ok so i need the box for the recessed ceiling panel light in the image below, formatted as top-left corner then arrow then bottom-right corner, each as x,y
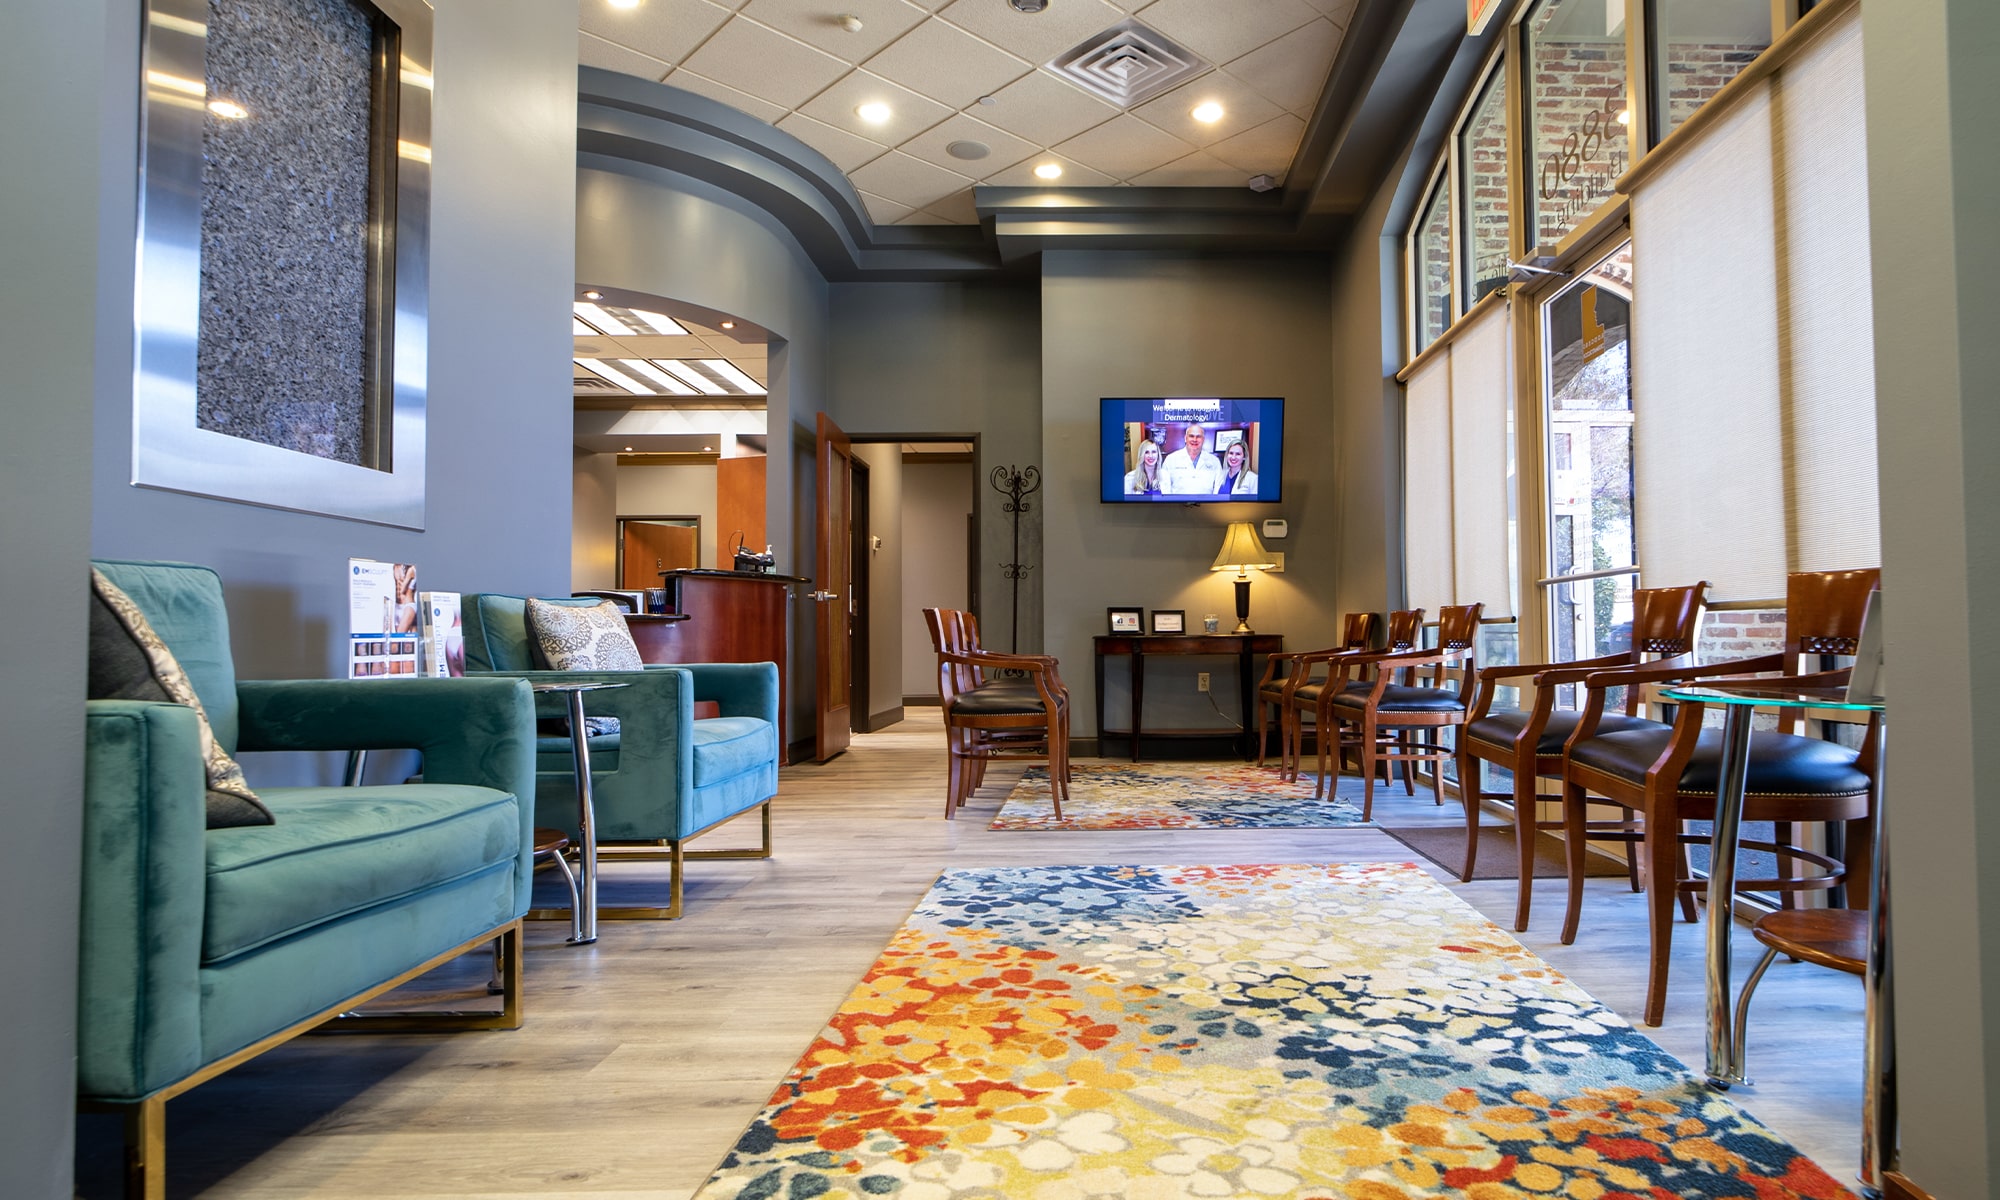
1191,101 -> 1224,124
207,99 -> 249,119
574,357 -> 653,396
657,360 -> 728,396
629,308 -> 689,335
703,360 -> 768,395
1034,162 -> 1063,180
573,302 -> 633,336
573,317 -> 597,336
856,101 -> 892,125
620,359 -> 699,394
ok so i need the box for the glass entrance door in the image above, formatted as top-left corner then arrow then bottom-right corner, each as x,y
1540,241 -> 1636,702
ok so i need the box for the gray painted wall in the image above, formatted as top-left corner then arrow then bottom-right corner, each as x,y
618,462 -> 722,571
1863,0 -> 2000,1192
826,282 -> 1043,651
573,448 -> 619,587
2,0 -> 110,1191
91,0 -> 579,705
900,462 -> 976,696
1040,253 -> 1340,740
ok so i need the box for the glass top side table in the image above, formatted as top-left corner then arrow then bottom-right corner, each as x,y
1661,683 -> 1887,1196
530,681 -> 627,945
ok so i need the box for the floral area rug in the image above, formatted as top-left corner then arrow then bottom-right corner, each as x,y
988,763 -> 1371,830
696,863 -> 1847,1200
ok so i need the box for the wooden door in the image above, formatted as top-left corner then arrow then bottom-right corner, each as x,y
813,412 -> 853,761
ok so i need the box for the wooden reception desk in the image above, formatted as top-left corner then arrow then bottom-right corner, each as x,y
625,569 -> 807,762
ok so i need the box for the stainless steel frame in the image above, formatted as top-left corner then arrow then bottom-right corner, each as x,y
133,0 -> 431,528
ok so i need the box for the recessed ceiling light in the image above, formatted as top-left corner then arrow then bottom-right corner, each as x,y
629,308 -> 688,336
624,446 -> 634,451
1034,162 -> 1063,180
703,360 -> 768,395
1191,101 -> 1224,124
573,357 -> 653,396
720,320 -> 735,330
606,0 -> 639,9
582,290 -> 603,300
703,445 -> 715,452
856,102 -> 892,125
207,99 -> 248,120
657,360 -> 728,396
619,359 -> 697,395
573,301 -> 633,336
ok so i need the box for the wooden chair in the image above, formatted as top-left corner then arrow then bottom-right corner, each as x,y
1557,568 -> 1880,1026
923,608 -> 1069,820
1254,611 -> 1377,768
1321,603 -> 1485,820
1456,582 -> 1708,932
1280,610 -> 1423,785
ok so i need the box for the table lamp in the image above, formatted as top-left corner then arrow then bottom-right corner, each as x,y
1210,522 -> 1278,633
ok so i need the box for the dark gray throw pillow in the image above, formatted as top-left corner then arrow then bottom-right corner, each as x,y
89,572 -> 274,828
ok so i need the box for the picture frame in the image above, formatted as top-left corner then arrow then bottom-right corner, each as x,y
1107,607 -> 1143,634
1151,609 -> 1186,634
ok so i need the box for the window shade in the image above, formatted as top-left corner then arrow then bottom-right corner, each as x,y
1403,299 -> 1515,619
1630,9 -> 1878,602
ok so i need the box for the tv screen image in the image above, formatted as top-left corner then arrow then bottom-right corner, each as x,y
1101,397 -> 1283,504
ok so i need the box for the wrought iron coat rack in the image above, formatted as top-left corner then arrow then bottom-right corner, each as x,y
989,464 -> 1040,651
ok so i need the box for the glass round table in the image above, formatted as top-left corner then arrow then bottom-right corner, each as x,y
1660,683 -> 1888,1195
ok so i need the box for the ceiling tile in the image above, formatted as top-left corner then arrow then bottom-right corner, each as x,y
1129,70 -> 1283,147
737,0 -> 928,62
1128,147 -> 1246,185
849,151 -> 976,209
679,18 -> 852,109
1131,0 -> 1318,65
864,19 -> 1032,109
777,112 -> 894,172
1204,113 -> 1306,174
896,208 -> 958,225
972,69 -> 1122,146
898,112 -> 1038,179
1300,0 -> 1359,26
1226,17 -> 1344,113
936,0 -> 1130,66
980,151 -> 1116,187
581,0 -> 734,65
662,69 -> 791,123
1052,114 -> 1193,179
580,32 -> 671,83
858,190 -> 917,224
797,70 -> 954,145
916,187 -> 981,223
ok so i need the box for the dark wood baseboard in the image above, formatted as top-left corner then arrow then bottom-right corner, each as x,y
786,737 -> 816,764
864,706 -> 905,732
1884,1170 -> 1935,1200
903,695 -> 941,708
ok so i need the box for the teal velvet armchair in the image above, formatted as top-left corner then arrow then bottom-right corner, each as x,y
80,561 -> 539,1199
460,594 -> 780,919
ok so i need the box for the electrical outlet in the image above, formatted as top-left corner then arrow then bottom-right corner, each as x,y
1197,672 -> 1211,692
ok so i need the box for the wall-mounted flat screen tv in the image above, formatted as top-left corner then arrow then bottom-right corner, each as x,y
1100,397 -> 1283,504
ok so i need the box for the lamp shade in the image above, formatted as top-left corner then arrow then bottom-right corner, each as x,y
1210,522 -> 1277,573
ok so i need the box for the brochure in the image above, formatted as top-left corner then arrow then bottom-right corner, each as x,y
348,558 -> 421,677
419,591 -> 465,677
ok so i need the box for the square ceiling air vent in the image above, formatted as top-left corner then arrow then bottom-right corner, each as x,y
1047,19 -> 1212,109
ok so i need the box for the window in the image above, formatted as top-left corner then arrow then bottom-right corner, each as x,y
1540,241 -> 1636,699
1457,63 -> 1511,308
1413,174 -> 1454,353
1650,0 -> 1772,139
1525,0 -> 1632,250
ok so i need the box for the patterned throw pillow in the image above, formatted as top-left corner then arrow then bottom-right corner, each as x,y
524,598 -> 645,672
89,569 -> 274,828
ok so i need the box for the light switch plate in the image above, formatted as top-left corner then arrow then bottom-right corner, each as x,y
1262,518 -> 1289,539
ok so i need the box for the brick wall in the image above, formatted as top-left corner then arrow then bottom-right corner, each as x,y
1662,42 -> 1768,131
1463,74 -> 1510,296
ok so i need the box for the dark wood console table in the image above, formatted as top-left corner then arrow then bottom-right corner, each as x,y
1094,633 -> 1283,761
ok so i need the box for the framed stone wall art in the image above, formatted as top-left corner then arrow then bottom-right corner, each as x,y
133,0 -> 431,527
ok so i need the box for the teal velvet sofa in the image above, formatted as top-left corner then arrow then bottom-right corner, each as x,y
80,561 -> 538,1198
460,593 -> 780,918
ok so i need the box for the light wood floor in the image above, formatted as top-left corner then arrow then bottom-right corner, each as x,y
74,710 -> 1867,1197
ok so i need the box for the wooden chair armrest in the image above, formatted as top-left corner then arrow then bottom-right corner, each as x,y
1536,651 -> 1695,688
1579,651 -> 1785,692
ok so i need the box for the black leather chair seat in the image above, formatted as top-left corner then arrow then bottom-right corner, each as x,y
949,687 -> 1057,717
1289,680 -> 1371,704
1328,684 -> 1465,714
1465,709 -> 1664,754
1568,726 -> 1869,795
